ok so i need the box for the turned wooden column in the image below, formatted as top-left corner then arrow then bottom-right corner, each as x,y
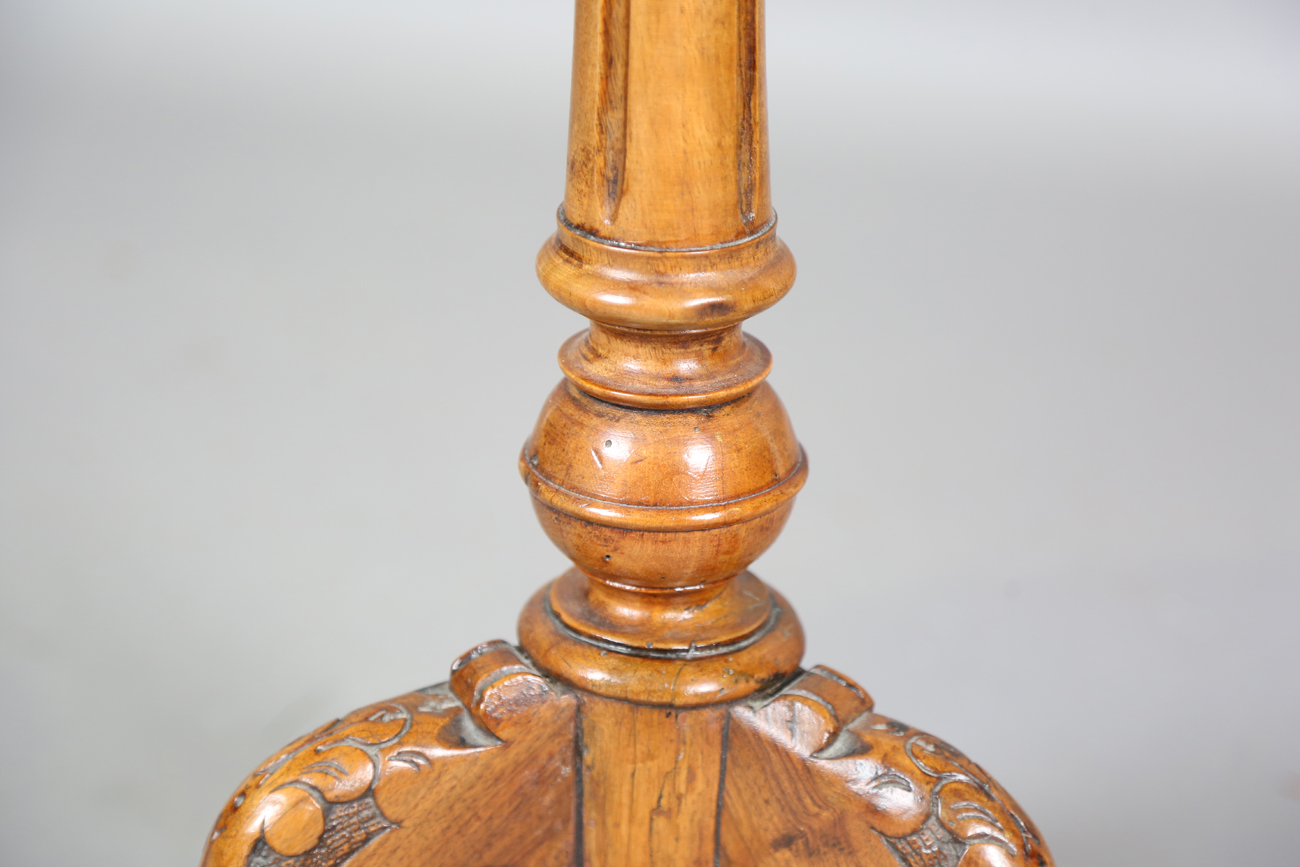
200,4 -> 1055,867
518,0 -> 804,707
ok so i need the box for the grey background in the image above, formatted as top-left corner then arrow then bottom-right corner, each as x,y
2,1 -> 1297,864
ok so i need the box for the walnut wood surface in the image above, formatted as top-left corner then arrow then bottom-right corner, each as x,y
201,2 -> 1054,865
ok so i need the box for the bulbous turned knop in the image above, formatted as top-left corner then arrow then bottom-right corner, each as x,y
520,380 -> 806,589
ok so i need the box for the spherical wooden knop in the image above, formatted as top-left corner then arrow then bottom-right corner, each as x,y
520,381 -> 805,589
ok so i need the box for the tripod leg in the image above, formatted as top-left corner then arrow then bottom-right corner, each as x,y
201,641 -> 578,867
721,667 -> 1053,867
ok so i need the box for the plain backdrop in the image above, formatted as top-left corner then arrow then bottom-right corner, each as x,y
2,1 -> 1298,865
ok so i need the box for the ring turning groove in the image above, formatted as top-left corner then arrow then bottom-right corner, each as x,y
536,215 -> 796,333
520,447 -> 807,532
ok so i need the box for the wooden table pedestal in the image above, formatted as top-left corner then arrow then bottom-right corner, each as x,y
201,3 -> 1054,866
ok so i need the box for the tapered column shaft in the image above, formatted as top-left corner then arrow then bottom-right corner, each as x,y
564,0 -> 771,247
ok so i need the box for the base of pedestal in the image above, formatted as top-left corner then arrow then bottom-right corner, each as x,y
201,636 -> 1052,867
517,576 -> 806,707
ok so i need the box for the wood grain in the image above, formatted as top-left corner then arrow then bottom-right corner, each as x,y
579,697 -> 727,867
564,0 -> 771,246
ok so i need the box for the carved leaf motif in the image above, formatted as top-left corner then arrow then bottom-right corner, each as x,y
823,717 -> 1047,866
259,787 -> 325,856
296,746 -> 375,803
202,684 -> 490,867
246,795 -> 394,867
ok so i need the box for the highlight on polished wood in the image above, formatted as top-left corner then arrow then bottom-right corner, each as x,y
201,2 -> 1054,865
